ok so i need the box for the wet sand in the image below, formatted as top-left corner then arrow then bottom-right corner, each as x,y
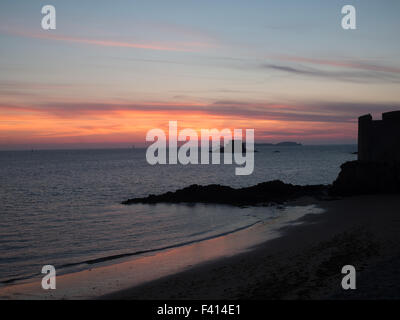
103,195 -> 400,299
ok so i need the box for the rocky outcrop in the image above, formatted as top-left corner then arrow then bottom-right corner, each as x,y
331,161 -> 400,195
122,180 -> 327,206
122,161 -> 400,206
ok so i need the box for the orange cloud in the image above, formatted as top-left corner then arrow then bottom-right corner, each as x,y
0,99 -> 359,147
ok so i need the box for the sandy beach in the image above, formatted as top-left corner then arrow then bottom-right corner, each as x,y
103,194 -> 400,300
1,194 -> 399,300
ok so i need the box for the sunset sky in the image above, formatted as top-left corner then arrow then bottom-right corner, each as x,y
1,0 -> 400,149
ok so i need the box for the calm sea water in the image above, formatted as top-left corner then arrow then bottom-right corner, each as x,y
0,145 -> 356,284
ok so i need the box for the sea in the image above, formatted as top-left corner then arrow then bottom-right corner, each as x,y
0,145 -> 356,285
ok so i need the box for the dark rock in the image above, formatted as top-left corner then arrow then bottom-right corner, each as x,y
123,157 -> 400,207
331,160 -> 400,195
122,180 -> 327,206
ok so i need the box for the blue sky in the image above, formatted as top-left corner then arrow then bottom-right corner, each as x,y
1,0 -> 400,148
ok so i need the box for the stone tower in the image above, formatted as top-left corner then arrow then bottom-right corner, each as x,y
358,111 -> 400,163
